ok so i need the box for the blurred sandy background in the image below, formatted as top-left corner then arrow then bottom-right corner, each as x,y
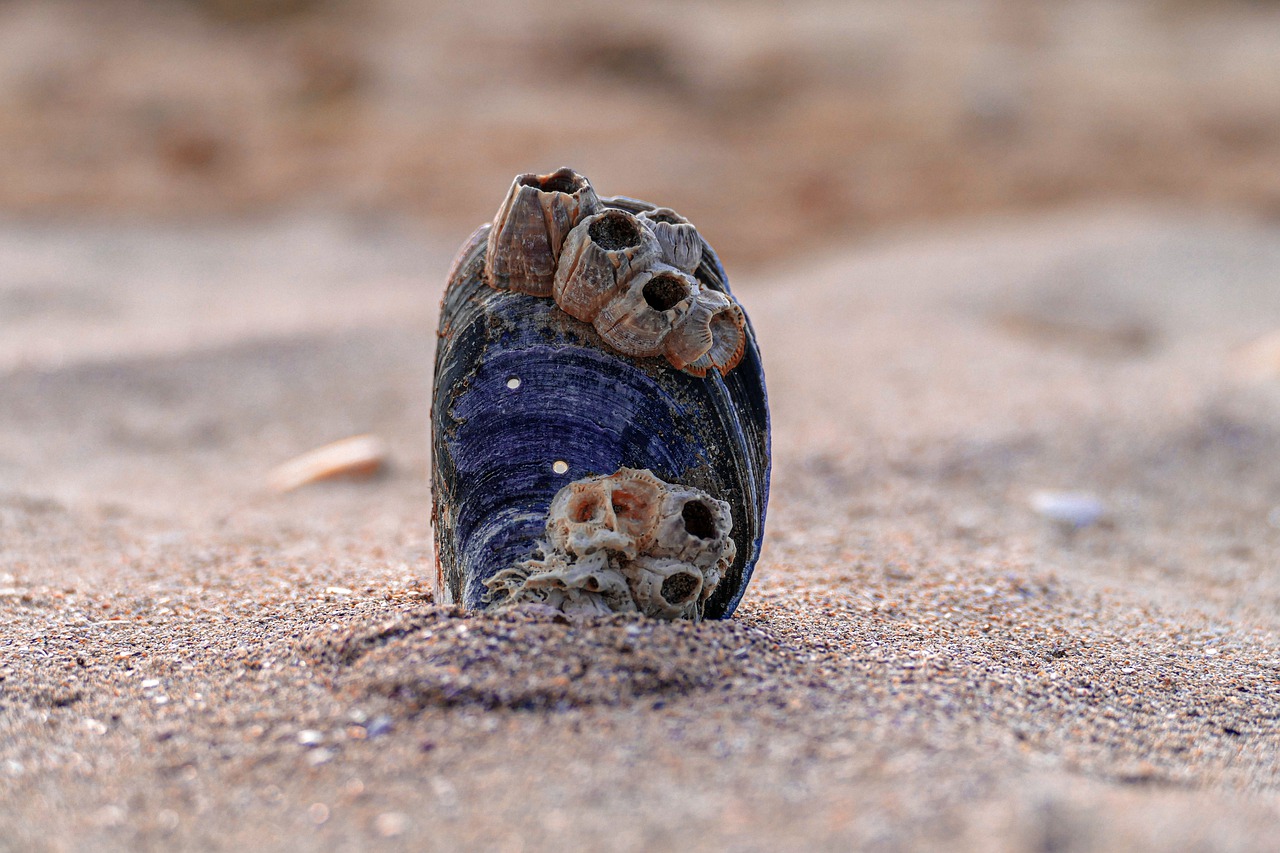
4,0 -> 1280,262
4,2 -> 1280,851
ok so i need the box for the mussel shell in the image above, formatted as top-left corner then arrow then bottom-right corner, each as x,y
432,197 -> 770,620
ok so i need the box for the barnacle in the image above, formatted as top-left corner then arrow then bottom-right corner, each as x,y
637,207 -> 702,273
485,167 -> 601,296
552,208 -> 661,322
665,293 -> 747,377
625,557 -> 705,620
544,468 -> 664,559
485,174 -> 747,376
484,468 -> 736,622
593,266 -> 697,358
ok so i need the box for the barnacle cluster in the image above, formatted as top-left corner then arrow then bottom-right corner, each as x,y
484,468 -> 736,621
484,167 -> 747,377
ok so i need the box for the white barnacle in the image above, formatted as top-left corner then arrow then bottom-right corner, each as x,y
647,487 -> 736,570
520,552 -> 636,616
483,468 -> 736,622
625,556 -> 705,620
544,468 -> 664,560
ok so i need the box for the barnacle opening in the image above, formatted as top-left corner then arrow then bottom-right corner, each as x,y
642,273 -> 691,312
611,485 -> 652,521
648,210 -> 684,225
520,169 -> 589,195
661,571 -> 701,605
709,309 -> 739,344
588,210 -> 645,251
569,491 -> 605,523
681,499 -> 716,539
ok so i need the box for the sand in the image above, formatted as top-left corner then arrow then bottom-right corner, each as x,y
3,208 -> 1280,850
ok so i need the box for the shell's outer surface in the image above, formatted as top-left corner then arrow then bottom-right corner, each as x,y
432,188 -> 770,620
485,168 -> 601,296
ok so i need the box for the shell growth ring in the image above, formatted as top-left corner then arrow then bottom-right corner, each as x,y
431,168 -> 770,621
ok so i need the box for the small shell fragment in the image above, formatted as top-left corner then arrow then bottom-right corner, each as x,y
268,434 -> 388,493
1232,329 -> 1280,383
1030,490 -> 1106,529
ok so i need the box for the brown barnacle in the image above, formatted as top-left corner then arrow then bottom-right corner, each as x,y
637,207 -> 702,273
592,265 -> 697,358
551,208 -> 661,322
662,289 -> 747,376
485,167 -> 601,297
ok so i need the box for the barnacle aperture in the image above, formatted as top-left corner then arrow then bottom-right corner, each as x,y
485,468 -> 736,621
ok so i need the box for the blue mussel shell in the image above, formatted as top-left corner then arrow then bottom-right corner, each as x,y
432,192 -> 769,620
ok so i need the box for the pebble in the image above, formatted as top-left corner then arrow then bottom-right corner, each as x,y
365,716 -> 394,738
374,812 -> 409,838
296,729 -> 324,747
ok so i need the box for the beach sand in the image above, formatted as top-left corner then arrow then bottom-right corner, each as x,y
3,208 -> 1280,850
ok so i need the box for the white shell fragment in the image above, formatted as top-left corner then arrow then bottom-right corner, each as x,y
1030,490 -> 1106,529
267,434 -> 389,493
485,468 -> 736,621
1232,329 -> 1280,383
